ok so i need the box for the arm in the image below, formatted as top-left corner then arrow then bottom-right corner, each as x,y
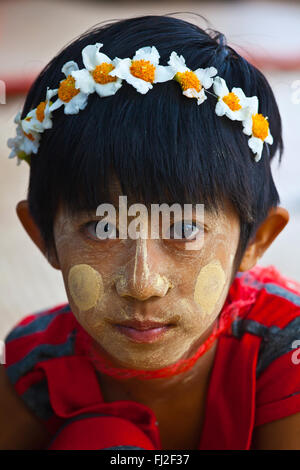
251,412 -> 300,450
0,365 -> 51,449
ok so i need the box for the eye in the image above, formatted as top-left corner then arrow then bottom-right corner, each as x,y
84,220 -> 118,240
168,221 -> 203,241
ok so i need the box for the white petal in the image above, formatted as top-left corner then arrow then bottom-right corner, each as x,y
110,57 -> 123,69
195,67 -> 217,89
182,88 -> 198,99
196,89 -> 207,105
233,107 -> 252,121
42,116 -> 53,130
71,69 -> 95,94
64,92 -> 89,115
109,58 -> 132,79
49,98 -> 64,112
8,148 -> 17,158
62,61 -> 79,77
15,122 -> 24,138
242,104 -> 256,124
242,116 -> 253,136
81,43 -> 103,70
248,136 -> 263,160
234,92 -> 257,117
14,111 -> 21,124
153,65 -> 175,83
31,142 -> 40,154
133,46 -> 160,66
94,80 -> 122,97
168,51 -> 187,73
46,87 -> 58,101
231,87 -> 246,101
126,74 -> 153,94
212,76 -> 228,97
21,134 -> 40,155
265,130 -> 273,145
182,88 -> 206,105
208,66 -> 218,76
247,96 -> 259,115
96,52 -> 113,65
215,99 -> 226,116
219,97 -> 252,121
22,117 -> 41,133
7,137 -> 16,149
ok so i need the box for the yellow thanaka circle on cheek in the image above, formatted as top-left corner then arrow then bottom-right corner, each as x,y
193,260 -> 226,316
68,264 -> 104,311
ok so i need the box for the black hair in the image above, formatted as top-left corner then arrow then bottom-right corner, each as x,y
21,13 -> 283,268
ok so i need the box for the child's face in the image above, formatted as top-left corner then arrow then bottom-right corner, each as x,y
53,178 -> 241,370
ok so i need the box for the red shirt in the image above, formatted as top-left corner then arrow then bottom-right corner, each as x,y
4,265 -> 300,450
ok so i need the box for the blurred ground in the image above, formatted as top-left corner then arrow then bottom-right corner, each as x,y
0,0 -> 300,339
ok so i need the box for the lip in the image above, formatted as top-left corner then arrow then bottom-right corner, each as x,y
116,319 -> 174,330
115,324 -> 174,343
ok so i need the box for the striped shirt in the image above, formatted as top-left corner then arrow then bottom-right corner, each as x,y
4,264 -> 300,449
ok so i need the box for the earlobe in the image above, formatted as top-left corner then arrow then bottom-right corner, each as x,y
16,200 -> 61,270
238,207 -> 289,272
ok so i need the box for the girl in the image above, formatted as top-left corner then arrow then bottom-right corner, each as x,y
2,14 -> 300,450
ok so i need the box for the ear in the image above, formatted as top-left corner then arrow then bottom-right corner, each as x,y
238,207 -> 290,272
16,200 -> 61,270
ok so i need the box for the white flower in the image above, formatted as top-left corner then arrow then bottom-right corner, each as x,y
22,87 -> 57,134
168,51 -> 217,105
109,46 -> 175,94
242,99 -> 273,162
49,61 -> 89,114
70,43 -> 123,98
213,76 -> 257,121
7,111 -> 40,164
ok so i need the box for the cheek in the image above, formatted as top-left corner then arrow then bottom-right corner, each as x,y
68,264 -> 104,311
193,259 -> 226,317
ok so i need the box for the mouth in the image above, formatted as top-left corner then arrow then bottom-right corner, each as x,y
113,320 -> 176,343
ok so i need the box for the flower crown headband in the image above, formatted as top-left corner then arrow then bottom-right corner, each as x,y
7,43 -> 273,166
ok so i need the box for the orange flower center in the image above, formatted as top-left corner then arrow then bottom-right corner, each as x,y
252,113 -> 269,141
58,75 -> 80,103
222,92 -> 242,111
23,131 -> 35,141
36,101 -> 47,122
130,59 -> 156,82
175,71 -> 202,92
92,63 -> 117,84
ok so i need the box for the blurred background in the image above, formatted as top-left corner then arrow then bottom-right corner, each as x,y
0,0 -> 300,339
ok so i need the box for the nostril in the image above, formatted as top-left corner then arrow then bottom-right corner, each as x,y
115,273 -> 172,300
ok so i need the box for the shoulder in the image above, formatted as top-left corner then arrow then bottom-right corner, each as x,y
231,264 -> 300,323
1,304 -> 76,449
3,303 -> 81,425
4,303 -> 79,384
229,265 -> 300,377
226,266 -> 300,429
230,265 -> 300,347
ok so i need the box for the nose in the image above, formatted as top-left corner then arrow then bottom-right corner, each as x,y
115,238 -> 172,300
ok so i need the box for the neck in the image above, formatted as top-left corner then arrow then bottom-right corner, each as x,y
95,334 -> 218,406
